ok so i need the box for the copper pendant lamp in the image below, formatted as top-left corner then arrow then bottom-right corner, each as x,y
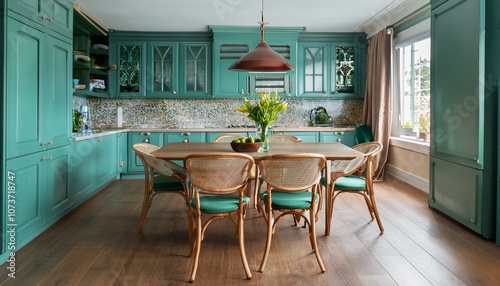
228,0 -> 294,72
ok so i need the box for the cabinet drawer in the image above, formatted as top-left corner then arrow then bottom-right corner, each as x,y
319,131 -> 354,146
128,132 -> 163,173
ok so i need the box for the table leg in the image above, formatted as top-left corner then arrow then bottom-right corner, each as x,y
324,160 -> 331,236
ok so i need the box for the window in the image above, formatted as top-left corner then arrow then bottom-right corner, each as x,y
392,18 -> 431,142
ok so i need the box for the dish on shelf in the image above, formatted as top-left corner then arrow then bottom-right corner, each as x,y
74,84 -> 86,90
92,65 -> 107,70
92,44 -> 109,50
108,64 -> 117,71
74,55 -> 90,62
73,50 -> 86,55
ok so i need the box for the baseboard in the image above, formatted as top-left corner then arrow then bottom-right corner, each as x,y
385,164 -> 429,193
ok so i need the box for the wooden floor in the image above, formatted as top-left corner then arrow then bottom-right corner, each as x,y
1,176 -> 500,285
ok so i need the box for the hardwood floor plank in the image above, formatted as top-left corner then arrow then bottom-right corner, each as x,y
2,177 -> 500,285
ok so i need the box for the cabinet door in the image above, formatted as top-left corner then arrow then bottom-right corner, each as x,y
110,42 -> 146,97
6,153 -> 46,245
127,132 -> 163,173
44,34 -> 72,150
430,0 -> 482,169
297,43 -> 328,97
212,41 -> 254,97
181,43 -> 210,97
164,132 -> 206,143
429,157 -> 481,233
5,19 -> 45,158
45,146 -> 72,220
319,131 -> 355,146
7,0 -> 72,39
148,43 -> 178,97
72,139 -> 97,201
96,135 -> 118,187
117,133 -> 127,173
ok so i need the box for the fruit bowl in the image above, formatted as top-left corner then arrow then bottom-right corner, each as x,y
230,142 -> 261,153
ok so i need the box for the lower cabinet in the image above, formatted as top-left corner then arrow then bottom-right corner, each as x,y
164,131 -> 206,143
319,131 -> 355,146
127,132 -> 163,173
72,135 -> 119,203
5,146 -> 71,249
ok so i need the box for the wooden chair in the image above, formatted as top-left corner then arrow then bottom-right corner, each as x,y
214,133 -> 246,142
256,153 -> 326,273
324,142 -> 384,235
132,143 -> 189,233
269,133 -> 302,143
185,152 -> 255,282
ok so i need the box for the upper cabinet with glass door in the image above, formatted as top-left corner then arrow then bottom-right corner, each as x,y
109,31 -> 211,98
298,33 -> 367,99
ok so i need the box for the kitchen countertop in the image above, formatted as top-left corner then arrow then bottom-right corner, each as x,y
72,125 -> 356,141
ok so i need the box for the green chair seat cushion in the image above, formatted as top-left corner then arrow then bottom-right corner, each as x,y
190,195 -> 250,214
153,175 -> 185,191
260,190 -> 318,209
334,175 -> 366,190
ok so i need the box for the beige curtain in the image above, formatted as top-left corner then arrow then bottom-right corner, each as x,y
363,28 -> 392,180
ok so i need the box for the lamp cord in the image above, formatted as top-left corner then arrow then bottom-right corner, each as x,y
259,0 -> 268,42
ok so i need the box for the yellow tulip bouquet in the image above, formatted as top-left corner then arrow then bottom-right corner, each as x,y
235,90 -> 288,152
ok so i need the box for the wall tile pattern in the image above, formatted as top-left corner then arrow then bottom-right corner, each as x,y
74,96 -> 363,128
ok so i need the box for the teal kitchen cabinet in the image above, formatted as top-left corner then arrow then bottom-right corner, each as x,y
72,9 -> 109,98
210,26 -> 303,98
6,0 -> 73,39
127,132 -> 163,173
206,132 -> 249,142
164,132 -> 205,143
272,131 -> 318,142
96,135 -> 119,187
429,0 -> 500,239
319,131 -> 355,146
5,146 -> 71,249
5,16 -> 72,159
147,42 -> 211,97
117,132 -> 127,173
71,135 -> 119,204
298,33 -> 367,99
109,41 -> 147,97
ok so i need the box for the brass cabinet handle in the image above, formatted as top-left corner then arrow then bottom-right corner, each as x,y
140,132 -> 151,137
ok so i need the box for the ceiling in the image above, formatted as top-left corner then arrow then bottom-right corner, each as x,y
74,0 -> 417,34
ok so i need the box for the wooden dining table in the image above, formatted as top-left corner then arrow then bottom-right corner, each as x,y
151,142 -> 363,235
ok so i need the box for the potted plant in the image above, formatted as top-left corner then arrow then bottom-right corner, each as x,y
235,91 -> 288,152
418,113 -> 431,142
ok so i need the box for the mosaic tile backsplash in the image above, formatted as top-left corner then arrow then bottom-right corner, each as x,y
74,96 -> 364,128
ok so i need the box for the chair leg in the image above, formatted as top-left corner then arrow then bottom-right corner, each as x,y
238,210 -> 252,279
259,201 -> 273,273
367,189 -> 384,233
139,189 -> 152,232
325,182 -> 335,236
309,206 -> 326,273
189,214 -> 203,283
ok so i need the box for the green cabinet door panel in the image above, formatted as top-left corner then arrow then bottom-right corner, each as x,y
5,146 -> 72,248
6,19 -> 45,158
109,42 -> 147,97
429,158 -> 482,234
96,135 -> 118,187
127,132 -> 163,173
45,147 -> 72,220
164,132 -> 205,143
117,133 -> 127,173
430,0 -> 482,168
319,131 -> 355,146
72,139 -> 97,202
6,18 -> 71,159
181,43 -> 211,97
7,0 -> 73,39
44,34 -> 72,150
6,153 -> 45,247
298,42 -> 328,97
148,43 -> 178,97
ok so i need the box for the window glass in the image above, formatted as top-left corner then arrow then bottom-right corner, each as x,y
394,37 -> 431,141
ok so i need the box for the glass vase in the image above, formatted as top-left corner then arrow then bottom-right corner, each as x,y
257,123 -> 270,152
